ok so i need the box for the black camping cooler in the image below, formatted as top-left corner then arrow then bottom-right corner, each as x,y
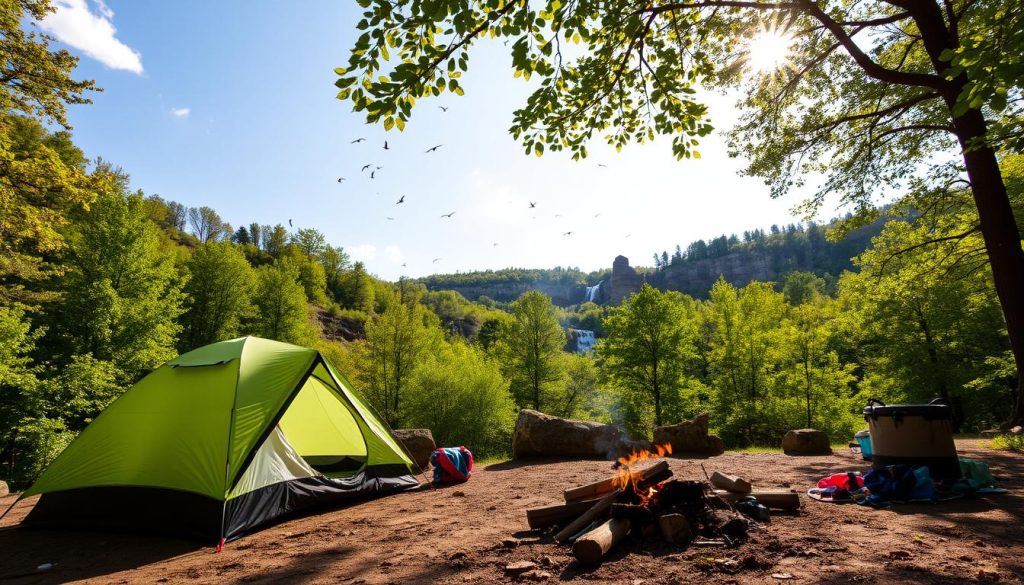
862,398 -> 961,481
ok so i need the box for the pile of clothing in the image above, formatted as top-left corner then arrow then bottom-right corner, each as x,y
808,458 -> 1005,507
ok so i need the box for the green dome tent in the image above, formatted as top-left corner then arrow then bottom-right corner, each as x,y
17,337 -> 417,542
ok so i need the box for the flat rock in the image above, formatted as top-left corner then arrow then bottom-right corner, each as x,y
512,410 -> 623,458
782,429 -> 832,455
653,413 -> 726,455
980,429 -> 1003,439
391,428 -> 436,470
504,561 -> 537,575
0,480 -> 7,497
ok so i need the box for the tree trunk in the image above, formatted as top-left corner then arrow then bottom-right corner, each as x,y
910,1 -> 1024,427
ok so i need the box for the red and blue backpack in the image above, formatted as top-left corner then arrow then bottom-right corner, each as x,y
431,446 -> 473,484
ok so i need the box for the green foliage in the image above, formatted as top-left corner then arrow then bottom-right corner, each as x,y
49,188 -> 183,380
600,285 -> 698,436
8,416 -> 74,486
357,290 -> 434,426
497,290 -> 565,412
36,354 -> 122,431
248,259 -> 316,345
405,340 -> 515,458
559,353 -> 605,420
180,242 -> 256,351
1,0 -> 97,127
991,434 -> 1024,451
0,114 -> 101,304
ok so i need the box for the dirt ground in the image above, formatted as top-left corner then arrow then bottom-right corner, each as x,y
1,439 -> 1021,584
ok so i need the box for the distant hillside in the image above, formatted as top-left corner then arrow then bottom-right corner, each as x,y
418,216 -> 888,304
647,217 -> 887,298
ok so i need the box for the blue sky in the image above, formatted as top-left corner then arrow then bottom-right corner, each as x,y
41,0 -> 824,281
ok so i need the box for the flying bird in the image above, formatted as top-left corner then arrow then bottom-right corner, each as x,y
288,219 -> 293,227
438,106 -> 449,112
424,144 -> 443,153
351,138 -> 366,143
555,214 -> 562,218
564,231 -> 574,236
386,216 -> 395,220
395,195 -> 405,205
432,257 -> 441,263
383,140 -> 390,150
625,233 -> 632,238
594,213 -> 601,218
493,242 -> 499,246
337,177 -> 346,182
529,202 -> 536,208
370,169 -> 378,179
361,163 -> 373,172
402,263 -> 407,267
441,211 -> 455,218
597,163 -> 608,168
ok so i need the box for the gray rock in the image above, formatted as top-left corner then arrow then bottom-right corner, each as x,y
391,428 -> 436,470
512,409 -> 623,458
980,429 -> 1003,439
0,480 -> 7,497
782,429 -> 832,455
653,413 -> 726,455
609,255 -> 643,305
1011,426 -> 1023,435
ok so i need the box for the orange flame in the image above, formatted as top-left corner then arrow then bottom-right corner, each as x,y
612,443 -> 673,499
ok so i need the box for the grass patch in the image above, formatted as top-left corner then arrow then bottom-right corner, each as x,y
991,434 -> 1024,451
726,442 -> 855,454
476,454 -> 512,467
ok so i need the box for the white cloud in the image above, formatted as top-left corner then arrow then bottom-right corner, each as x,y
170,107 -> 190,118
349,244 -> 377,262
38,0 -> 143,74
384,245 -> 404,264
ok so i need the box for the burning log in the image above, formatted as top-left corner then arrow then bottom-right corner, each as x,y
571,517 -> 631,565
657,513 -> 693,546
563,460 -> 670,503
554,491 -> 619,543
710,471 -> 752,494
610,502 -> 655,526
713,489 -> 800,510
526,498 -> 602,529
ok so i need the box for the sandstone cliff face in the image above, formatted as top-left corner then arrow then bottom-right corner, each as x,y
608,255 -> 643,305
650,250 -> 778,296
426,282 -> 585,306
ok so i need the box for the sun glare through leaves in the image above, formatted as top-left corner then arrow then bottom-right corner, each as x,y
744,28 -> 794,75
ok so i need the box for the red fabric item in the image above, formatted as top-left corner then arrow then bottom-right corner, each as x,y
435,449 -> 468,482
817,473 -> 864,491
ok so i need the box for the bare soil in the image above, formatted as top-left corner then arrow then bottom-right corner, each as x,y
1,439 -> 1022,584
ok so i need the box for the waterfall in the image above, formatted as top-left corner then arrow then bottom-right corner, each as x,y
572,329 -> 597,353
584,281 -> 603,303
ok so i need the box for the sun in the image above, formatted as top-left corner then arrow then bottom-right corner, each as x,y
745,30 -> 793,73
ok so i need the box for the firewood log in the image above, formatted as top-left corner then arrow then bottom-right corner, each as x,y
563,460 -> 669,503
713,489 -> 800,510
571,517 -> 631,564
554,491 -> 618,543
657,513 -> 693,546
709,471 -> 752,494
526,498 -> 601,529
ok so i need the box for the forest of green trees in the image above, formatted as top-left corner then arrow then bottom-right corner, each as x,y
2,0 -> 1023,490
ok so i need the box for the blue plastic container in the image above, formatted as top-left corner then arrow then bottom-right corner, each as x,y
855,430 -> 872,460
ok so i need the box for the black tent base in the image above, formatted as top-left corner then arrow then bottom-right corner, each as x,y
23,465 -> 418,542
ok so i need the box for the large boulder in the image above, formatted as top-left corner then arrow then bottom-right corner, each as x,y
0,480 -> 7,497
653,414 -> 725,455
513,410 -> 623,458
392,428 -> 436,470
782,429 -> 832,455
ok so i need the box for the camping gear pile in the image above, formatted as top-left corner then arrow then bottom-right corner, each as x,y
523,448 -> 800,565
810,398 -> 1006,506
9,337 -> 418,544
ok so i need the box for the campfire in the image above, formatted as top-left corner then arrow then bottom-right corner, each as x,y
524,445 -> 800,565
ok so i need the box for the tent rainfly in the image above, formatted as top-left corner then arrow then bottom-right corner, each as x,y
18,337 -> 417,542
